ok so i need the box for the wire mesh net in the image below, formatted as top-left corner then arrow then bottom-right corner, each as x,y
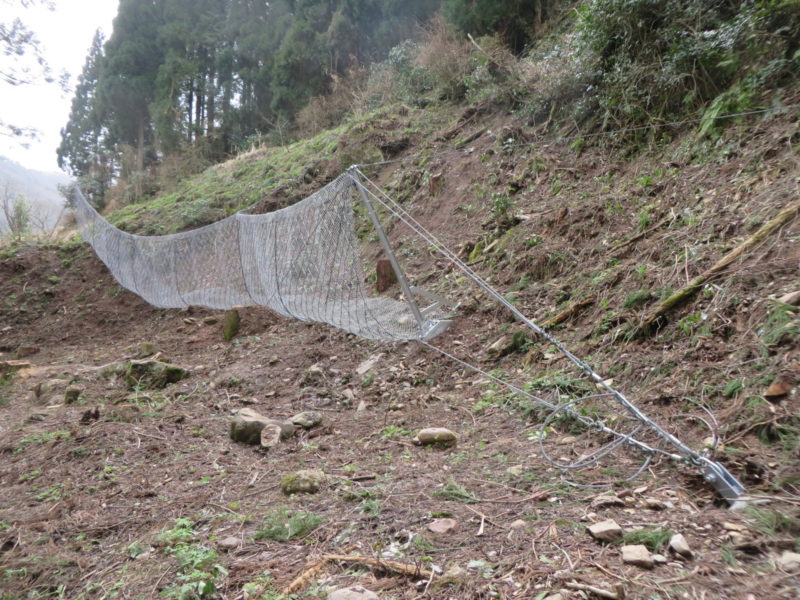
71,173 -> 450,341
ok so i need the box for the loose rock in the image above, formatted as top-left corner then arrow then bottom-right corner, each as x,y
217,536 -> 240,551
281,469 -> 326,495
328,586 -> 378,600
778,290 -> 800,305
587,519 -> 623,542
124,359 -> 189,389
778,551 -> 800,572
64,387 -> 82,404
356,354 -> 382,376
591,494 -> 624,509
291,410 -> 323,429
428,518 -> 458,534
669,533 -> 693,559
622,544 -> 654,569
260,424 -> 282,449
413,427 -> 458,448
644,497 -> 666,510
486,334 -> 515,358
230,408 -> 294,445
764,377 -> 793,399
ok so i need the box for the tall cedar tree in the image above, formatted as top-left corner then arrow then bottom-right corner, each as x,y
58,31 -> 111,210
60,0 -> 441,193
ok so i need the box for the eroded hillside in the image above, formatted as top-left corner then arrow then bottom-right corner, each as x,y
1,91 -> 799,600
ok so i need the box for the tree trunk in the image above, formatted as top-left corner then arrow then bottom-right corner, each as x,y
187,81 -> 194,143
136,114 -> 145,173
206,69 -> 215,137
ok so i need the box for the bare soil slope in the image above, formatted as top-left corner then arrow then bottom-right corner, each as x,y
1,106 -> 798,600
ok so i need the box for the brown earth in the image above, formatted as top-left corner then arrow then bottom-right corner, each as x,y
1,106 -> 798,600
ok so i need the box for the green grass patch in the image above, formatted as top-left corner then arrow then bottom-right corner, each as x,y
254,506 -> 324,542
433,479 -> 477,503
620,528 -> 672,553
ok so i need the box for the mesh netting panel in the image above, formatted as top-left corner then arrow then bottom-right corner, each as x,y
71,173 -> 444,341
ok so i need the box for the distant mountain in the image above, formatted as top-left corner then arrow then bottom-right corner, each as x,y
0,157 -> 72,233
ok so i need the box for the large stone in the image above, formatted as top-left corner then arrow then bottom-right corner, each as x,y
124,360 -> 189,389
328,586 -> 378,600
281,469 -> 326,495
622,544 -> 654,569
587,519 -> 623,542
668,533 -> 693,559
291,411 -> 323,429
230,408 -> 294,445
414,427 -> 458,448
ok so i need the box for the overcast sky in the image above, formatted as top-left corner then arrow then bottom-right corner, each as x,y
1,0 -> 119,174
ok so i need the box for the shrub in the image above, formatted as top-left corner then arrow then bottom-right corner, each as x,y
443,0 -> 563,52
577,0 -> 800,131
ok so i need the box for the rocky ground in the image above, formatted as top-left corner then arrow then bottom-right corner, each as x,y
1,105 -> 799,600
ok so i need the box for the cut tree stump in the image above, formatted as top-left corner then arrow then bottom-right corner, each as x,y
375,259 -> 397,292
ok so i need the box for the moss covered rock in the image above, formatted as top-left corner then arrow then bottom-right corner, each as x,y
281,469 -> 326,495
124,360 -> 189,390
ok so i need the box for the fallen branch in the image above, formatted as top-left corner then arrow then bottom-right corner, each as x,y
282,559 -> 329,596
323,554 -> 433,579
282,554 -> 433,596
541,296 -> 596,328
565,581 -> 624,599
637,198 -> 800,335
454,126 -> 488,149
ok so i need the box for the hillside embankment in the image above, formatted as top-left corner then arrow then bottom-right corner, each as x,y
1,93 -> 798,599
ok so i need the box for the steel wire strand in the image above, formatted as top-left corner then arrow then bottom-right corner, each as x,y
354,169 -> 703,466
